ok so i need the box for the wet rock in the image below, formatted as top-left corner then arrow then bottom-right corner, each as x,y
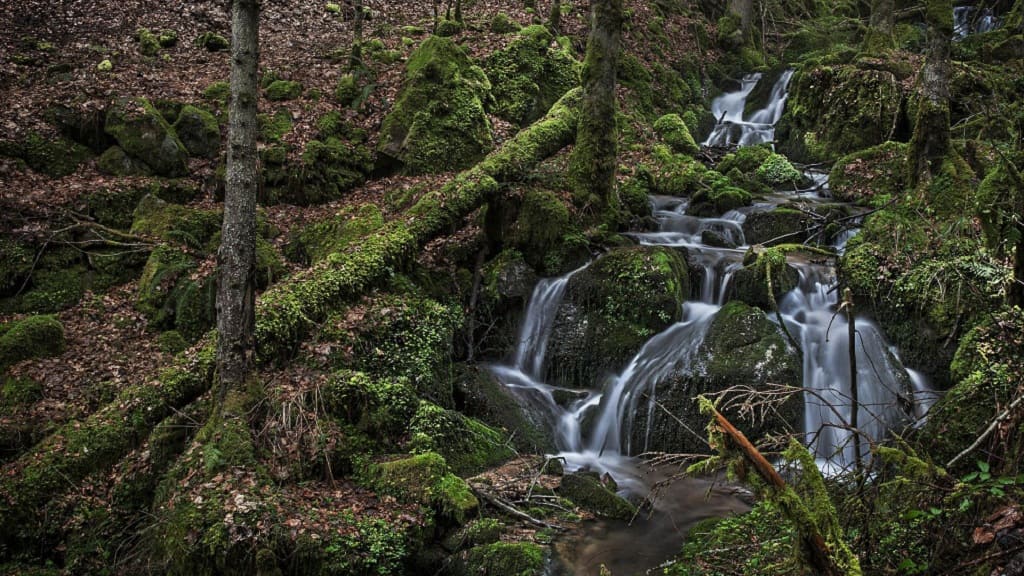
559,471 -> 636,520
829,141 -> 908,205
545,246 -> 690,389
742,208 -> 810,246
633,300 -> 801,454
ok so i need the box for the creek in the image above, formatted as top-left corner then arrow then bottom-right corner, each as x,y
489,70 -> 940,574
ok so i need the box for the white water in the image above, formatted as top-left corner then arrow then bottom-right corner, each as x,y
489,67 -> 937,492
955,5 -> 1000,39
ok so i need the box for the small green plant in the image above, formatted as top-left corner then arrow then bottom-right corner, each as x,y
958,460 -> 1023,501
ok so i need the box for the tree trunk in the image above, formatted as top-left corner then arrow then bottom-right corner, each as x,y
1012,227 -> 1024,307
568,0 -> 623,210
908,0 -> 953,188
351,0 -> 364,70
728,0 -> 754,34
864,0 -> 896,52
217,0 -> 259,401
549,0 -> 561,34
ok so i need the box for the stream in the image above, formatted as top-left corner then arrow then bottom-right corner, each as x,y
489,69 -> 940,574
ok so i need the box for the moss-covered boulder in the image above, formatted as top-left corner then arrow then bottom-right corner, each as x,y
546,246 -> 690,389
82,180 -> 200,230
504,189 -> 588,275
756,153 -> 802,188
778,63 -> 907,162
729,249 -> 800,310
451,542 -> 546,576
130,194 -> 222,252
633,300 -> 801,454
0,132 -> 92,178
716,144 -> 772,176
322,370 -> 419,449
135,245 -> 215,341
653,113 -> 699,156
359,452 -> 479,525
378,36 -> 493,174
829,141 -> 909,205
490,13 -> 522,34
265,80 -> 302,101
272,137 -> 373,205
0,240 -> 34,298
285,204 -> 384,264
559,471 -> 637,520
742,208 -> 810,245
0,315 -> 65,370
97,145 -> 152,176
104,98 -> 189,177
172,105 -> 220,157
483,25 -> 579,127
915,307 -> 1024,473
409,401 -> 516,476
195,31 -> 228,51
472,249 -> 539,356
453,365 -> 554,454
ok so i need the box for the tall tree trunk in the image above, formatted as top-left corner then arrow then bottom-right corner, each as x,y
568,0 -> 623,211
548,0 -> 561,34
865,0 -> 896,52
217,0 -> 259,401
351,0 -> 364,70
728,0 -> 754,35
908,0 -> 953,188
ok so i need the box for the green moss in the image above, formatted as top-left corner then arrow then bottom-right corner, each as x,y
254,237 -> 285,288
829,141 -> 908,205
379,36 -> 493,174
690,182 -> 752,217
509,189 -> 572,262
730,249 -> 800,309
334,73 -> 360,106
490,12 -> 522,33
1,377 -> 43,407
0,315 -> 64,369
203,81 -> 231,105
173,105 -> 220,157
460,542 -> 546,576
195,31 -> 228,51
104,98 -> 189,177
359,452 -> 479,524
717,144 -> 772,175
131,194 -> 222,252
157,330 -> 189,354
650,144 -> 709,196
756,153 -> 801,188
265,80 -> 303,101
136,245 -> 215,341
136,28 -> 161,56
257,107 -> 293,143
742,209 -> 809,246
287,203 -> 384,264
13,132 -> 92,178
0,239 -> 34,298
158,29 -> 178,48
320,370 -> 418,447
408,401 -> 515,476
483,25 -> 579,126
435,19 -> 464,37
653,113 -> 699,156
4,265 -> 88,314
559,472 -> 636,520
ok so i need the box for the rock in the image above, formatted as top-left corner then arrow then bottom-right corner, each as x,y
484,25 -> 579,126
97,145 -> 152,176
104,98 -> 189,177
829,141 -> 908,205
559,471 -> 637,520
729,254 -> 799,310
453,365 -> 554,454
633,300 -> 801,454
131,194 -> 222,252
408,401 -> 516,476
264,80 -> 302,101
742,208 -> 810,246
451,542 -> 546,576
756,153 -> 802,188
285,203 -> 384,264
358,452 -> 478,524
195,32 -> 228,51
172,105 -> 220,157
654,113 -> 700,156
378,36 -> 493,174
545,246 -> 690,389
1,132 -> 92,178
0,315 -> 65,370
135,245 -> 215,341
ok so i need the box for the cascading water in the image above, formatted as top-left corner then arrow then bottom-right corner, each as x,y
490,68 -> 939,572
955,5 -> 1000,39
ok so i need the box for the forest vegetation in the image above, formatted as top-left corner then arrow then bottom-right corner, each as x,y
1,0 -> 1023,574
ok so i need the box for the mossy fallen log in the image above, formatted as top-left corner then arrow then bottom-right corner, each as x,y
0,89 -> 581,556
256,87 -> 581,362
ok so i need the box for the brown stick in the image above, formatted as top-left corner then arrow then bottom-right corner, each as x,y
710,408 -> 845,576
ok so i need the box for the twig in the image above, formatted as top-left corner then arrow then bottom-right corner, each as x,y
947,392 -> 1024,468
470,485 -> 562,530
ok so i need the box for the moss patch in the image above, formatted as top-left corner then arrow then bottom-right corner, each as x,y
0,314 -> 64,370
358,451 -> 479,524
654,113 -> 699,156
409,401 -> 516,476
172,105 -> 220,157
829,141 -> 909,205
104,98 -> 189,176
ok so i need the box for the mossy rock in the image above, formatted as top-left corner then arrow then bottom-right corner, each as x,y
546,246 -> 690,389
47,104 -> 112,152
778,63 -> 906,162
653,113 -> 699,156
261,135 -> 372,206
451,542 -> 547,576
634,300 -> 801,454
203,81 -> 231,105
2,265 -> 88,314
96,145 -> 151,176
131,194 -> 222,252
0,239 -> 34,298
136,245 -> 215,341
4,132 -> 93,178
729,252 -> 800,310
559,471 -> 637,520
670,500 -> 794,575
195,31 -> 228,51
916,307 -> 1024,473
136,28 -> 161,56
829,141 -> 909,205
408,401 -> 516,476
0,315 -> 65,370
716,144 -> 772,175
483,24 -> 580,127
453,365 -> 554,454
265,80 -> 303,101
490,12 -> 522,34
689,183 -> 752,217
378,36 -> 493,174
650,146 -> 751,212
359,452 -> 479,525
320,292 -> 464,400
172,105 -> 220,157
742,208 -> 810,245
285,203 -> 384,264
257,106 -> 293,143
156,330 -> 188,355
755,153 -> 802,188
472,249 -> 539,357
321,370 -> 419,447
104,98 -> 189,177
83,180 -> 200,230
505,189 -> 584,274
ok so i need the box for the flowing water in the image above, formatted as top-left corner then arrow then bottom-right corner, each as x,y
489,69 -> 939,574
955,5 -> 1000,39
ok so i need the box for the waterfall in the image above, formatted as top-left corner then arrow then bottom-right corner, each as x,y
955,5 -> 1000,39
491,64 -> 936,485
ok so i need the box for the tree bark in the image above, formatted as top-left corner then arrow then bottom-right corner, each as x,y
351,0 -> 364,70
217,0 -> 260,401
908,0 -> 953,188
865,0 -> 896,52
568,0 -> 623,210
728,0 -> 754,34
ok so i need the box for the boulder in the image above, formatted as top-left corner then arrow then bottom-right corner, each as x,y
829,141 -> 909,205
172,105 -> 220,158
545,246 -> 690,389
104,98 -> 189,176
742,208 -> 810,246
632,300 -> 801,454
